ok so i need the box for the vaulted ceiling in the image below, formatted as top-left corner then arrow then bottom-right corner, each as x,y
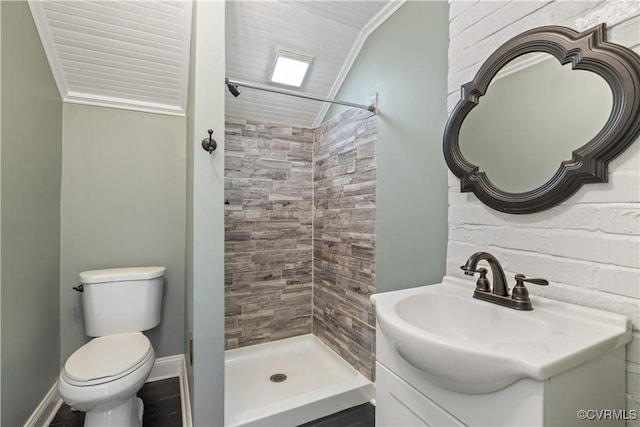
28,1 -> 193,116
225,1 -> 399,127
28,1 -> 402,127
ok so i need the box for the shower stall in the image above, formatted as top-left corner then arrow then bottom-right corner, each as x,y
223,100 -> 378,426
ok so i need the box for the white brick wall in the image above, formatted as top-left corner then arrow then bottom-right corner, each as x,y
447,1 -> 640,422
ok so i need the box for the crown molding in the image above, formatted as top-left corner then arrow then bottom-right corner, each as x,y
65,92 -> 185,117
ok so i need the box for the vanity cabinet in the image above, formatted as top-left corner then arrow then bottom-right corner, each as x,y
375,324 -> 627,427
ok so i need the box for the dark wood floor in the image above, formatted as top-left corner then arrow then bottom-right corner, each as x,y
49,377 -> 182,427
50,377 -> 374,427
298,403 -> 375,427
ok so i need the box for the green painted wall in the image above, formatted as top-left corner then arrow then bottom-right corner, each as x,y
0,5 -> 3,422
186,2 -> 226,423
460,56 -> 612,193
326,2 -> 450,292
0,2 -> 62,425
59,103 -> 186,362
185,0 -> 196,415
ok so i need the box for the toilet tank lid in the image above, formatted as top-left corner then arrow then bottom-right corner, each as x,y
79,266 -> 166,284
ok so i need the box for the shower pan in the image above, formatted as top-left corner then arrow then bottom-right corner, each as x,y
223,104 -> 378,426
225,334 -> 371,426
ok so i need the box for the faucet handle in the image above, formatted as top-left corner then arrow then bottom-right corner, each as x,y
475,268 -> 490,292
512,273 -> 548,305
515,273 -> 549,286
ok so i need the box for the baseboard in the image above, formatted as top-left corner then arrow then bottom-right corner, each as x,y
26,354 -> 193,427
148,354 -> 184,381
23,382 -> 63,427
178,354 -> 193,427
370,381 -> 377,406
147,354 -> 193,427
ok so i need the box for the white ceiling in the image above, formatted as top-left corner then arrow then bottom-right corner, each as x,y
29,1 -> 192,116
226,1 -> 399,127
29,1 -> 402,127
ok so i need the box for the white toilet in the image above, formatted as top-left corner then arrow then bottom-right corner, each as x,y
58,266 -> 165,427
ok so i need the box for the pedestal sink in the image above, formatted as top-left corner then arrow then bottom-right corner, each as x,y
371,276 -> 632,394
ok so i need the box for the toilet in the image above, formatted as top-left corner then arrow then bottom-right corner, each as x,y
58,266 -> 165,427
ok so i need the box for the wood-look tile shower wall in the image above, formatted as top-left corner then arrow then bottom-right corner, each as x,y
313,108 -> 377,381
224,118 -> 314,349
224,111 -> 377,381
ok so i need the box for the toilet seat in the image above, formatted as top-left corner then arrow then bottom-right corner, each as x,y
63,332 -> 153,387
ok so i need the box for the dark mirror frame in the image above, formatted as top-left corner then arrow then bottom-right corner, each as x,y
443,24 -> 640,214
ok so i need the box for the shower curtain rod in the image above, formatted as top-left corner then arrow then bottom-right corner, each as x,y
225,78 -> 377,113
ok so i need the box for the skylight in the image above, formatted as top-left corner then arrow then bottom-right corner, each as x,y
270,49 -> 312,88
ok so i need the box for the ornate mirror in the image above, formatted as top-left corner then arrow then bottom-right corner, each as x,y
443,24 -> 640,214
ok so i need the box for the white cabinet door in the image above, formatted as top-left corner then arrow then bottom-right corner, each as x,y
376,363 -> 465,427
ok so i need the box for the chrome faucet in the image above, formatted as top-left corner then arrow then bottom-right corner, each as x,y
461,251 -> 548,310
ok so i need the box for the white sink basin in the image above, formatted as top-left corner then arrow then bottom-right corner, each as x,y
371,276 -> 631,394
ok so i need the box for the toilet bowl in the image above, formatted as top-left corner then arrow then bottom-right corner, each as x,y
58,266 -> 165,427
58,332 -> 156,427
58,332 -> 155,427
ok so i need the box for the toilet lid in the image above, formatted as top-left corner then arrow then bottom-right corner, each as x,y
64,332 -> 153,384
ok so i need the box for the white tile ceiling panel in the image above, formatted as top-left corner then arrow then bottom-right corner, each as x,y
28,0 -> 192,116
225,1 -> 394,127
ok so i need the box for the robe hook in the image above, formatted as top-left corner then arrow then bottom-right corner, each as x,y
202,129 -> 217,153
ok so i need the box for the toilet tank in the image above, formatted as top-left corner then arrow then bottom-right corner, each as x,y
79,266 -> 165,337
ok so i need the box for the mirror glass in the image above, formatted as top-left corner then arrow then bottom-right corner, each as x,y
458,53 -> 613,193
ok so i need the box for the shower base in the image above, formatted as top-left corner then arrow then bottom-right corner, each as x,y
225,334 -> 372,427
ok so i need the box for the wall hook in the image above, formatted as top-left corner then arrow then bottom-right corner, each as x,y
202,129 -> 217,153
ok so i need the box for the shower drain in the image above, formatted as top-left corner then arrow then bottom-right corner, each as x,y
269,373 -> 287,383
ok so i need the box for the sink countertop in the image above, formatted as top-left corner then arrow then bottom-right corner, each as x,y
371,276 -> 632,393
